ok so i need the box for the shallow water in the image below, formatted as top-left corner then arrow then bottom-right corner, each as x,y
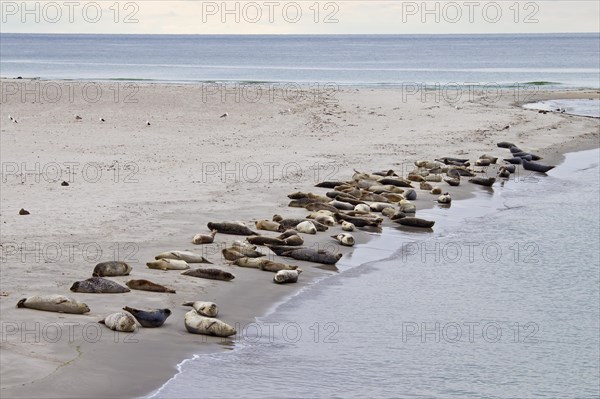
150,150 -> 600,399
523,99 -> 600,118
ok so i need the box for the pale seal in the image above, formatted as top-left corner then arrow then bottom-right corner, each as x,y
255,220 -> 281,232
93,261 -> 131,277
184,310 -> 236,337
17,295 -> 90,314
437,193 -> 452,204
123,306 -> 171,328
182,301 -> 219,317
192,230 -> 217,244
296,221 -> 317,234
70,277 -> 130,293
332,233 -> 355,247
99,312 -> 136,332
341,221 -> 355,231
146,258 -> 190,271
273,270 -> 301,284
126,279 -> 176,293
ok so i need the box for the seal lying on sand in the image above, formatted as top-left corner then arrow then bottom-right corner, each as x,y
146,259 -> 190,271
247,235 -> 286,246
184,310 -> 236,337
17,295 -> 90,314
123,306 -> 171,328
332,233 -> 355,247
182,268 -> 235,281
469,177 -> 496,187
99,312 -> 136,332
273,270 -> 301,284
70,277 -> 130,293
266,245 -> 342,265
207,221 -> 258,236
192,230 -> 217,244
126,279 -> 176,293
182,301 -> 219,317
155,250 -> 212,264
93,261 -> 131,277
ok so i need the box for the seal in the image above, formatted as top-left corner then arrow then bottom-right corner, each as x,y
123,306 -> 171,328
335,213 -> 383,227
304,202 -> 339,213
283,235 -> 304,246
475,158 -> 491,166
255,220 -> 281,232
480,155 -> 498,164
183,301 -> 219,317
182,268 -> 235,281
314,180 -> 347,188
232,257 -> 263,268
296,221 -> 317,234
469,177 -> 496,187
279,218 -> 328,232
17,295 -> 90,314
437,193 -> 452,204
184,310 -> 236,337
332,233 -> 355,247
382,208 -> 406,220
70,277 -> 130,293
313,215 -> 336,226
146,258 -> 190,271
430,187 -> 443,195
246,235 -> 286,246
444,177 -> 460,186
420,182 -> 433,191
277,229 -> 299,239
512,151 -> 542,160
329,200 -> 356,211
207,221 -> 258,236
93,261 -> 131,277
522,159 -> 555,173
404,189 -> 417,200
354,204 -> 371,213
99,312 -> 136,332
266,245 -> 342,265
222,248 -> 246,261
126,279 -> 176,293
497,141 -> 516,149
504,157 -> 523,165
377,177 -> 413,188
341,221 -> 355,231
396,217 -> 435,228
226,245 -> 264,258
399,201 -> 416,214
273,269 -> 301,284
260,260 -> 300,273
192,230 -> 217,244
155,250 -> 212,264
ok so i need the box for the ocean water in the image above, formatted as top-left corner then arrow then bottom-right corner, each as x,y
1,33 -> 599,87
150,149 -> 600,399
523,99 -> 600,118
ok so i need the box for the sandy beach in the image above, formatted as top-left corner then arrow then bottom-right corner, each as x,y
0,80 -> 598,398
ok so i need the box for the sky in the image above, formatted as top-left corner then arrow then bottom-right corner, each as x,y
0,1 -> 599,34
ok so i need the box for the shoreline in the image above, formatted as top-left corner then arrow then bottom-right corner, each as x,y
0,81 -> 598,398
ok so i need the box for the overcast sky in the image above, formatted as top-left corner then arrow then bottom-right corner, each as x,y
1,1 -> 599,34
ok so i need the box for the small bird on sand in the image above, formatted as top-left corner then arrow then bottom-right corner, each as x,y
220,112 -> 228,118
99,117 -> 105,122
75,115 -> 82,120
146,121 -> 151,126
8,115 -> 13,121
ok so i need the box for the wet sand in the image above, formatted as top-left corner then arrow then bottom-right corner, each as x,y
0,80 -> 598,398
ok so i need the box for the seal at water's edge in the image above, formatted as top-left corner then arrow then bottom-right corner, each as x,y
123,306 -> 171,328
207,221 -> 258,236
469,177 -> 496,187
17,295 -> 90,314
93,261 -> 132,277
182,301 -> 219,317
99,312 -> 136,332
182,268 -> 235,281
126,279 -> 176,293
522,159 -> 555,173
273,270 -> 301,284
184,310 -> 236,337
396,217 -> 435,229
70,277 -> 130,293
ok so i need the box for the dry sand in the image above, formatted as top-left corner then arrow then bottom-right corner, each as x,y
0,80 -> 598,398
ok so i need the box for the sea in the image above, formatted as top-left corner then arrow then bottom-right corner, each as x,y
1,33 -> 599,88
1,33 -> 599,398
